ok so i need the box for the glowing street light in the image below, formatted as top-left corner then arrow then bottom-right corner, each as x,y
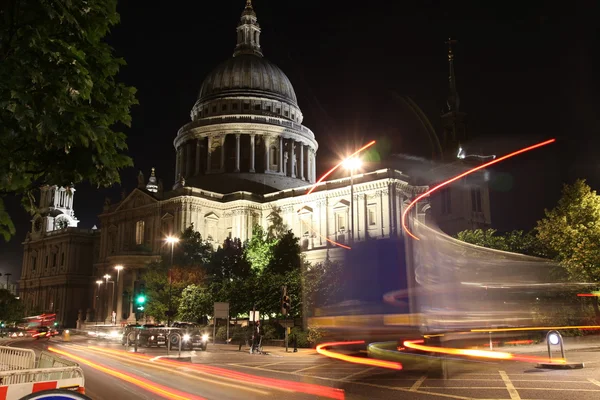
113,265 -> 124,325
165,236 -> 180,327
343,157 -> 362,243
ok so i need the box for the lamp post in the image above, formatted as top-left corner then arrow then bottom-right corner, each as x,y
165,236 -> 180,327
103,274 -> 113,324
114,265 -> 124,325
95,280 -> 103,324
342,157 -> 362,243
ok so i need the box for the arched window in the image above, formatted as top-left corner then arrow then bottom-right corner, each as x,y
135,220 -> 145,245
270,146 -> 277,166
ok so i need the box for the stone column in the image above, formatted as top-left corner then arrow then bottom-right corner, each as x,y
300,144 -> 305,180
175,148 -> 180,181
116,270 -> 124,323
307,148 -> 312,182
185,142 -> 192,178
235,134 -> 241,172
290,140 -> 296,178
250,134 -> 256,172
264,137 -> 270,172
206,137 -> 212,174
220,135 -> 226,172
279,136 -> 284,173
195,140 -> 201,175
312,150 -> 317,183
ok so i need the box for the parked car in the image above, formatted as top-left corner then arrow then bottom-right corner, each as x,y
171,322 -> 209,351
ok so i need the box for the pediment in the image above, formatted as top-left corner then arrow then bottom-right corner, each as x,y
332,199 -> 350,210
297,205 -> 313,215
114,189 -> 158,212
161,213 -> 174,220
204,212 -> 219,221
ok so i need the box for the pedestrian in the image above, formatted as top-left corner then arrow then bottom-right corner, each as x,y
252,321 -> 262,354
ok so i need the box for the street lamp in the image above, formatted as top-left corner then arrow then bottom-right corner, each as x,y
95,280 -> 103,324
342,157 -> 362,243
165,236 -> 180,327
114,265 -> 124,325
103,274 -> 114,324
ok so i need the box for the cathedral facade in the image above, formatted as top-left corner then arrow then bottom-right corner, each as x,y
20,1 -> 490,326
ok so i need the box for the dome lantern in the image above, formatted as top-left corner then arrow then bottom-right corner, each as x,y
234,0 -> 263,58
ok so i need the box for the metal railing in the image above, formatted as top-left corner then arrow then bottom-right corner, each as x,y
0,346 -> 36,371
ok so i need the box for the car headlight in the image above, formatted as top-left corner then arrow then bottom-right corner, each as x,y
183,334 -> 190,341
150,335 -> 155,340
202,334 -> 209,342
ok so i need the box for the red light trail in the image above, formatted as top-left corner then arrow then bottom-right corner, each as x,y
316,340 -> 403,370
401,138 -> 556,240
83,346 -> 346,400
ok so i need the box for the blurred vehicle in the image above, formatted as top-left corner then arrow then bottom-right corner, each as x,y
121,324 -> 167,347
171,322 -> 209,350
32,326 -> 58,340
307,224 -> 588,343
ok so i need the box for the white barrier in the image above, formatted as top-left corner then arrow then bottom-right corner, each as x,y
0,347 -> 36,371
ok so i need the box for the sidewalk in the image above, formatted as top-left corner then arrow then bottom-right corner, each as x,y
503,335 -> 600,354
211,343 -> 317,356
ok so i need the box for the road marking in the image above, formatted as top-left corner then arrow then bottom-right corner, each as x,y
233,364 -> 473,400
258,361 -> 291,367
341,367 -> 376,381
410,375 -> 427,391
294,362 -> 335,373
589,378 -> 600,387
499,370 -> 521,400
67,346 -> 272,396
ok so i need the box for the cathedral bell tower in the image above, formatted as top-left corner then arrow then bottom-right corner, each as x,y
31,185 -> 79,238
440,39 -> 467,156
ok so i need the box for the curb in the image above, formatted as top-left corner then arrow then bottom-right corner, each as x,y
535,362 -> 585,370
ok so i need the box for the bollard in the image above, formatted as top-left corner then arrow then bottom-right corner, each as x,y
536,330 -> 584,369
546,330 -> 565,362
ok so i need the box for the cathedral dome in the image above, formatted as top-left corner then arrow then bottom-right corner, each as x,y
198,54 -> 298,106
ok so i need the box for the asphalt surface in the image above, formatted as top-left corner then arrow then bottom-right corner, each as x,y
3,335 -> 600,400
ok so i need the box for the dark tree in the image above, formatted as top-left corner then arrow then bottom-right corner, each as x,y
0,0 -> 137,240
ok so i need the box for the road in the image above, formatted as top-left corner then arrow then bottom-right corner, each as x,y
3,336 -> 600,400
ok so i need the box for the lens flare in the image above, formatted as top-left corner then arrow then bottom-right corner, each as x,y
307,140 -> 376,195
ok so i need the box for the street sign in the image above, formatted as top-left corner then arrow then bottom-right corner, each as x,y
214,302 -> 229,318
279,319 -> 294,328
249,311 -> 260,322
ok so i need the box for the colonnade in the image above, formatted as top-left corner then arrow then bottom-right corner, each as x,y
175,134 -> 316,183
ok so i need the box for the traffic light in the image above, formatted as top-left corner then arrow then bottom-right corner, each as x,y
1,322 -> 5,328
134,282 -> 146,321
281,295 -> 291,315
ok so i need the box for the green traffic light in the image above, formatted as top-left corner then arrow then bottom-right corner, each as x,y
136,295 -> 146,304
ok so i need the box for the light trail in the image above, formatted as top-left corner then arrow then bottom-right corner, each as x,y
471,325 -> 600,333
306,140 -> 376,195
68,344 -> 270,396
401,138 -> 556,240
402,339 -> 565,364
316,340 -> 403,370
300,219 -> 351,250
48,346 -> 205,400
85,345 -> 345,400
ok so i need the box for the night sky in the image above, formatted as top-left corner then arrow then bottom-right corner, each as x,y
1,0 -> 598,279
